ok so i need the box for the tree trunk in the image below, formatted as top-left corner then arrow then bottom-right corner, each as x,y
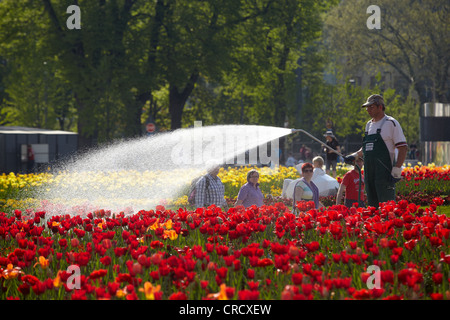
74,95 -> 95,150
124,100 -> 143,138
168,72 -> 199,130
169,88 -> 184,130
272,38 -> 291,164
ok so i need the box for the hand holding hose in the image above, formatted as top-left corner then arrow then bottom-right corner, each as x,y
391,167 -> 402,179
344,155 -> 355,165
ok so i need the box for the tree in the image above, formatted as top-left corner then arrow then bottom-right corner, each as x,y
324,0 -> 449,104
39,0 -> 278,140
160,0 -> 275,129
41,0 -> 140,146
301,68 -> 420,152
0,0 -> 76,130
0,0 -> 340,150
4,58 -> 76,130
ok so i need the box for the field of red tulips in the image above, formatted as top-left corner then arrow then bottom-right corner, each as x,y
1,196 -> 449,302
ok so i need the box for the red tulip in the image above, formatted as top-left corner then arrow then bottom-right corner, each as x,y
257,258 -> 273,267
225,286 -> 235,299
314,253 -> 326,267
288,245 -> 299,257
100,256 -> 111,266
370,288 -> 384,298
281,285 -> 299,300
332,253 -> 341,263
74,252 -> 90,267
18,283 -> 30,295
247,281 -> 259,290
70,238 -> 79,248
216,267 -> 228,279
116,273 -> 132,284
404,239 -> 417,251
150,270 -> 160,281
301,283 -> 313,296
383,294 -> 402,300
238,289 -> 259,300
304,241 -> 320,252
102,238 -> 112,249
381,270 -> 394,284
432,272 -> 443,285
233,260 -> 241,271
292,273 -> 303,285
430,293 -> 443,300
89,269 -> 107,280
200,280 -> 208,290
390,254 -> 399,264
432,197 -> 444,206
352,289 -> 371,300
32,280 -> 47,295
58,239 -> 68,248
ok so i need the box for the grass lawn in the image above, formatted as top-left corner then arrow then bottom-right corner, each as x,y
439,205 -> 450,216
421,205 -> 450,216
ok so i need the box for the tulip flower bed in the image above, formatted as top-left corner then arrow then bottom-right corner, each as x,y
1,198 -> 449,300
395,164 -> 450,206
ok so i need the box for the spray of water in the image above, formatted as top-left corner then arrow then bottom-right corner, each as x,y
33,124 -> 292,216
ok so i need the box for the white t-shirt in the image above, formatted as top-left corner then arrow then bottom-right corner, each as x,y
312,168 -> 339,196
365,115 -> 407,163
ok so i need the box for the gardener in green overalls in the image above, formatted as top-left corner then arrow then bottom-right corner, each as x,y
344,94 -> 408,208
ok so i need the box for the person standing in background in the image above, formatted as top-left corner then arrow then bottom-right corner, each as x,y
409,142 -> 417,160
27,144 -> 35,173
285,153 -> 297,167
323,131 -> 340,178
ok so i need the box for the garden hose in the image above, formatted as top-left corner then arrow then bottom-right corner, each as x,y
291,129 -> 346,159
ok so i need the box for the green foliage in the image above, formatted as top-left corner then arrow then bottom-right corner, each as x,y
183,0 -> 335,129
299,70 -> 420,148
323,0 -> 449,104
0,0 -> 337,146
386,85 -> 420,144
0,0 -> 76,130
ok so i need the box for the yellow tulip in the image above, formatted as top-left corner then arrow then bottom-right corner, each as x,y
148,218 -> 160,231
140,281 -> 161,300
54,271 -> 62,288
164,219 -> 173,230
164,229 -> 178,241
1,264 -> 23,280
206,283 -> 229,300
34,256 -> 50,269
116,289 -> 126,298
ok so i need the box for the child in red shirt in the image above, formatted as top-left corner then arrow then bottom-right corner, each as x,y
336,157 -> 365,208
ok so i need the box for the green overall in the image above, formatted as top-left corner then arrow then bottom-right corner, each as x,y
363,117 -> 395,207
